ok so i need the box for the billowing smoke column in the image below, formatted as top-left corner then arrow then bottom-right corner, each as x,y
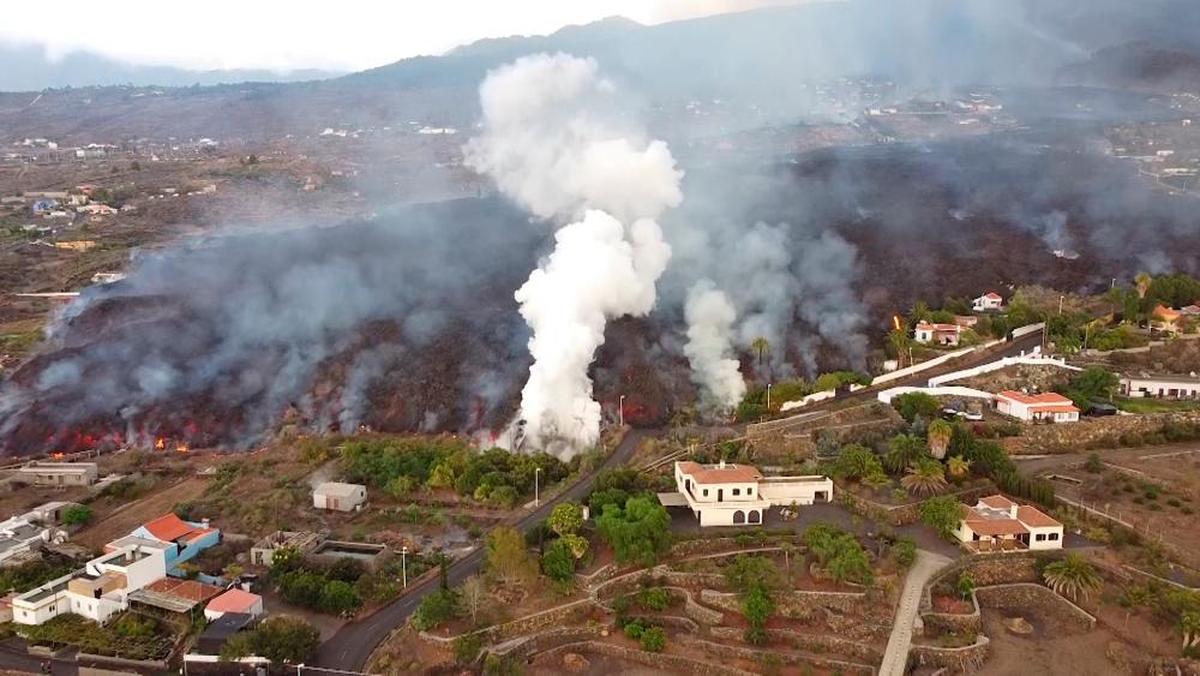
683,280 -> 746,408
464,53 -> 682,453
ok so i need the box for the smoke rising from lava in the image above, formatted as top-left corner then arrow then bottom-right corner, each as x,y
463,53 -> 682,453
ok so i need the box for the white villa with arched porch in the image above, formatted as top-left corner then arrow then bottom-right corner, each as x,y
662,460 -> 833,527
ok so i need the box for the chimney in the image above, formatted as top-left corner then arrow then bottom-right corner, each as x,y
1009,504 -> 1018,519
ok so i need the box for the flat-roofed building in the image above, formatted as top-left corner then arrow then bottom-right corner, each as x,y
1120,373 -> 1200,399
15,462 -> 99,487
313,482 -> 367,512
660,461 -> 832,527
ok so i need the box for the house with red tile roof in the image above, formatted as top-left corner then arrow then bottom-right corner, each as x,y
130,513 -> 221,573
954,494 -> 1063,552
1152,305 -> 1183,334
995,390 -> 1079,422
204,588 -> 264,621
914,321 -> 963,346
972,292 -> 1004,312
663,461 -> 832,527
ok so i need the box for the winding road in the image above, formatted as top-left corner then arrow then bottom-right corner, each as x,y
313,429 -> 648,671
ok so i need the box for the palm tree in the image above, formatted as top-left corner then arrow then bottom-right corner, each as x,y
947,455 -> 972,480
751,336 -> 769,371
927,419 -> 953,460
1180,611 -> 1200,652
910,300 -> 932,324
901,458 -> 948,496
1135,272 -> 1152,299
1042,554 -> 1101,601
889,328 -> 912,367
885,434 -> 928,474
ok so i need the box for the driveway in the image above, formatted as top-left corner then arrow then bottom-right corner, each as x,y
878,549 -> 953,676
313,429 -> 649,671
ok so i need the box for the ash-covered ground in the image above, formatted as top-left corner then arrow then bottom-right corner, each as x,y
2,136 -> 1197,455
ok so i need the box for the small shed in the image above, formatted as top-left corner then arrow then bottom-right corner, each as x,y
204,588 -> 264,621
312,482 -> 366,512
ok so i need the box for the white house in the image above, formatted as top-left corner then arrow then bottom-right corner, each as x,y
995,390 -> 1079,422
0,516 -> 66,566
914,321 -> 963,346
661,461 -> 832,527
313,482 -> 367,512
954,495 -> 1063,552
12,542 -> 168,626
1120,373 -> 1200,399
15,462 -> 99,487
972,292 -> 1004,312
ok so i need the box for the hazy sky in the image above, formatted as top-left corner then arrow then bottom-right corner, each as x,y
0,1 -> 803,72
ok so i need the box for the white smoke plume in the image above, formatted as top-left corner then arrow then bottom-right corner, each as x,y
464,53 -> 683,453
683,279 -> 746,409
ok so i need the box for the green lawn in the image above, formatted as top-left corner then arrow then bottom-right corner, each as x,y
1114,396 -> 1200,414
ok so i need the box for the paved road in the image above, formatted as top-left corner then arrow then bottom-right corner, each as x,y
878,549 -> 952,676
314,429 -> 648,672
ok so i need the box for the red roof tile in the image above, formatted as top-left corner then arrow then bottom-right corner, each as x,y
964,518 -> 1028,536
677,461 -> 762,484
145,578 -> 223,603
1016,505 -> 1061,529
979,495 -> 1016,510
207,589 -> 262,614
142,513 -> 196,542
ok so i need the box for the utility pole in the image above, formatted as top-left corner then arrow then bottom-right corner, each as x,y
401,546 -> 408,588
1059,295 -> 1065,315
534,467 -> 541,507
766,383 -> 772,411
618,394 -> 625,428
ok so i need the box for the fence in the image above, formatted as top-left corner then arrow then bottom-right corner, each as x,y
926,350 -> 1077,387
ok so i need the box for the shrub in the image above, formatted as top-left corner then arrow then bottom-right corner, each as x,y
893,392 -> 941,423
453,633 -> 483,665
638,587 -> 672,611
891,539 -> 917,569
412,588 -> 461,631
62,505 -> 93,526
639,626 -> 667,652
624,621 -> 645,640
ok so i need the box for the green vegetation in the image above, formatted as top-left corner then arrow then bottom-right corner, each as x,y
1115,397 -> 1200,414
486,526 -> 538,586
892,392 -> 940,424
901,457 -> 949,496
62,504 -> 93,526
736,371 -> 871,420
742,585 -> 774,644
891,538 -> 917,569
1042,554 -> 1101,602
340,437 -> 568,508
956,572 -> 976,600
802,523 -> 873,585
919,495 -> 966,540
0,557 -> 77,594
639,625 -> 667,651
596,496 -> 672,566
588,467 -> 657,513
829,444 -> 886,483
412,587 -> 462,631
219,616 -> 320,663
1058,366 -> 1119,410
19,614 -> 169,661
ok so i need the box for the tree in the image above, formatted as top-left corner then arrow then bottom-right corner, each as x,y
957,572 -> 976,600
1042,554 -> 1101,602
891,538 -> 916,569
751,336 -> 770,372
901,458 -> 949,496
947,455 -> 972,480
460,575 -> 487,624
319,580 -> 361,614
927,419 -> 953,460
889,329 -> 912,367
919,496 -> 965,539
831,444 -> 884,481
893,392 -> 940,424
227,616 -> 320,663
595,496 -> 672,566
1062,367 -> 1119,408
62,504 -> 93,526
541,539 -> 576,582
742,584 -> 774,644
885,434 -> 929,473
413,588 -> 461,631
547,502 -> 584,537
1181,610 -> 1200,652
485,526 -> 537,586
1135,272 -> 1152,299
1085,453 -> 1103,473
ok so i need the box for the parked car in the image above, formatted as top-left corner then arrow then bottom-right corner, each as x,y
1086,401 -> 1118,416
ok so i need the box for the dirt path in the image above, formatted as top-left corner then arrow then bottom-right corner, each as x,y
74,475 -> 211,548
878,549 -> 953,676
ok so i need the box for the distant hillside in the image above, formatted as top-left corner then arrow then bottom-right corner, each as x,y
1,0 -> 1196,143
1058,42 -> 1200,91
0,42 -> 340,91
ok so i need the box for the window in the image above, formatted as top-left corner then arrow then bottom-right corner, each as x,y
703,489 -> 709,497
1049,532 -> 1060,541
1035,534 -> 1046,541
732,488 -> 741,496
747,487 -> 753,495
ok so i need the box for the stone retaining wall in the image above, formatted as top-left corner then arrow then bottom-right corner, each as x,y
420,598 -> 596,645
699,588 -> 865,617
838,483 -> 994,526
1005,411 -> 1200,455
708,626 -> 883,663
974,583 -> 1095,631
492,624 -> 609,660
685,636 -> 875,675
684,591 -> 724,625
535,640 -> 756,676
909,635 -> 990,672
